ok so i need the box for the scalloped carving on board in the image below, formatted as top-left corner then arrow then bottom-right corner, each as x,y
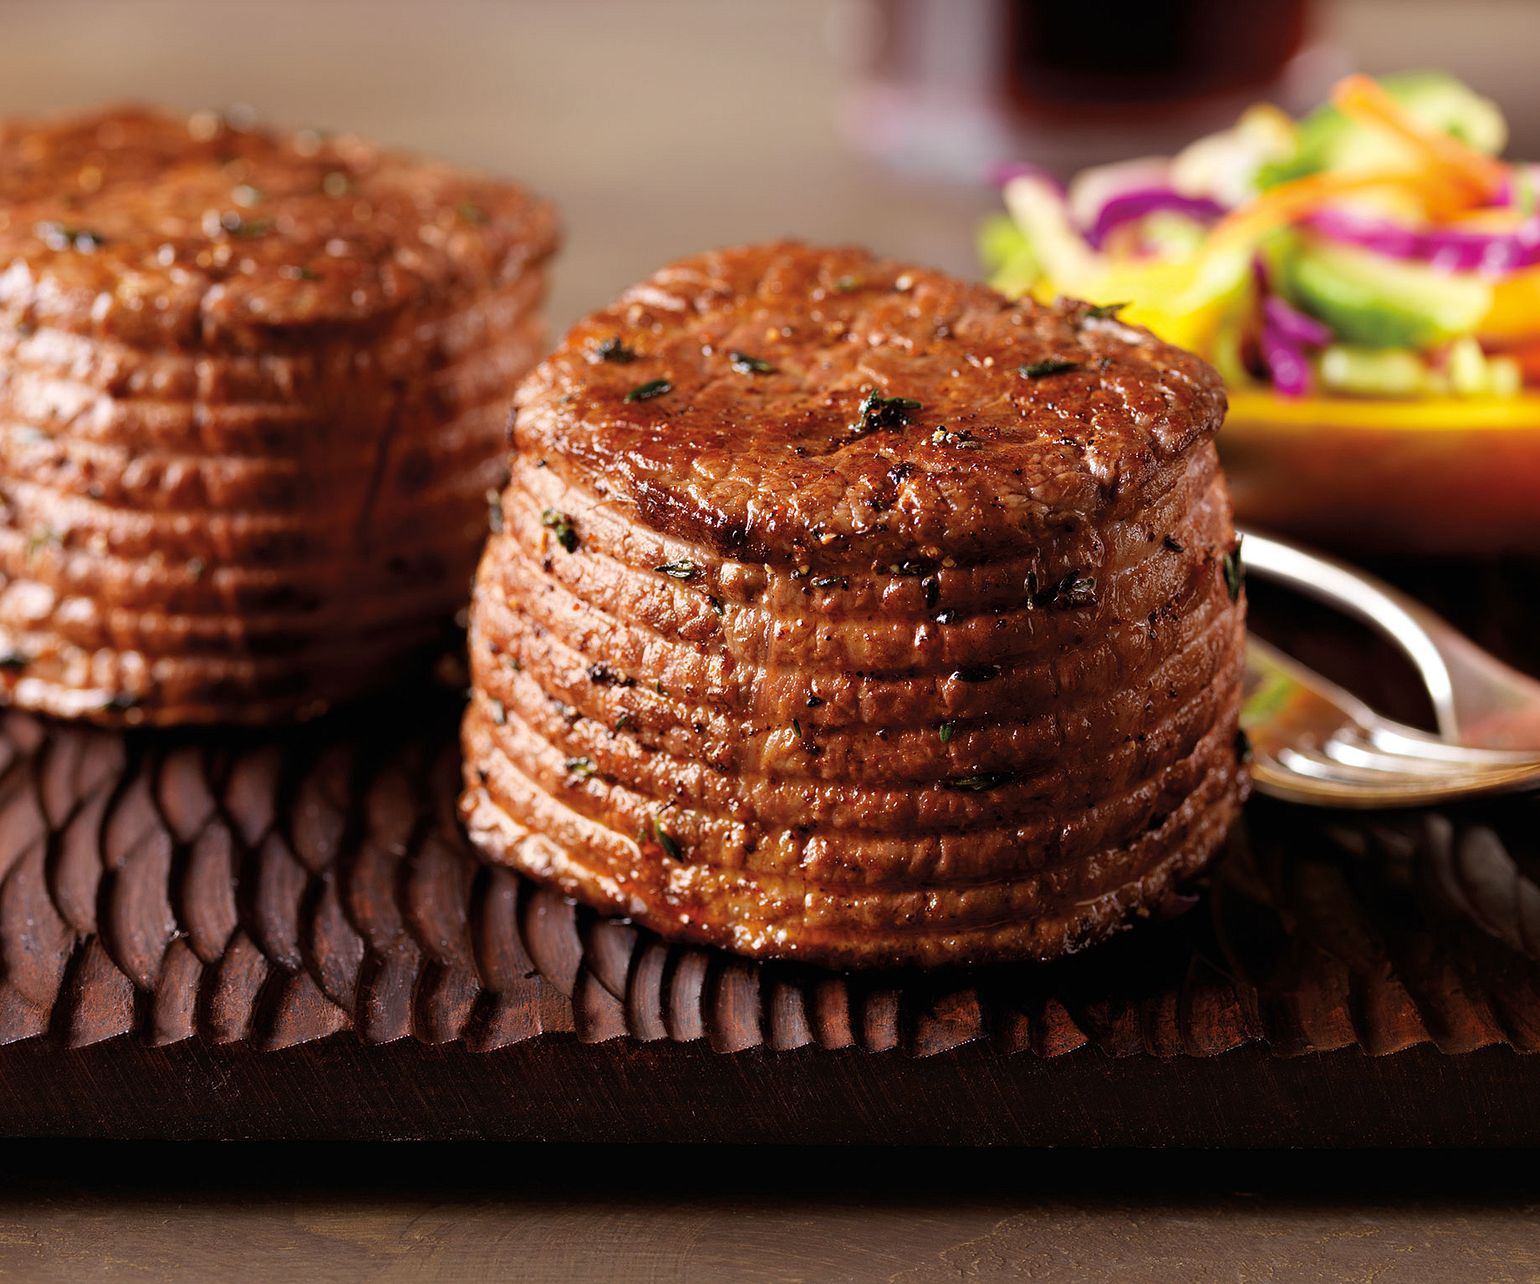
3,694 -> 1540,1059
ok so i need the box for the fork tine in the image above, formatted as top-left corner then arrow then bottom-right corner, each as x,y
1325,728 -> 1540,775
1274,746 -> 1478,785
1317,737 -> 1472,777
1252,751 -> 1540,809
1362,722 -> 1540,766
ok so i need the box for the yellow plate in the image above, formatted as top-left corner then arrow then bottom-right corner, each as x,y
1221,390 -> 1540,554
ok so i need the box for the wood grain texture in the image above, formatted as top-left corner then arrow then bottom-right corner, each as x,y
4,665 -> 1540,1062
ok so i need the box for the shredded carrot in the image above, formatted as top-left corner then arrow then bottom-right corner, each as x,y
1332,73 -> 1508,203
1203,168 -> 1452,252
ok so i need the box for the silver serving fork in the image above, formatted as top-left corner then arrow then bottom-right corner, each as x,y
1241,530 -> 1540,808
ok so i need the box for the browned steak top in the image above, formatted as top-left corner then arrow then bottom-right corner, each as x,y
516,241 -> 1227,567
0,105 -> 557,348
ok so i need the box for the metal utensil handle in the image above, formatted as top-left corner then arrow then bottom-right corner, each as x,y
1238,527 -> 1460,739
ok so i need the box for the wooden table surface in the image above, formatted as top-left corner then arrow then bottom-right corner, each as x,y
5,2 -> 1540,1279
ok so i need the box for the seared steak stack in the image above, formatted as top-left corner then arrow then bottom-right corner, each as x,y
0,106 -> 557,723
463,242 -> 1246,968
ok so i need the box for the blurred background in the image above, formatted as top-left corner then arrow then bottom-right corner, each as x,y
3,0 -> 1534,330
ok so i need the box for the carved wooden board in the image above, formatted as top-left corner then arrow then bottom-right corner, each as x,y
3,565 -> 1540,1142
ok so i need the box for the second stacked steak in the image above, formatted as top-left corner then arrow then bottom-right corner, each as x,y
0,106 -> 557,723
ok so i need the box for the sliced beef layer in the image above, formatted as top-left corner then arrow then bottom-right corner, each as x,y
463,242 -> 1246,969
0,105 -> 558,723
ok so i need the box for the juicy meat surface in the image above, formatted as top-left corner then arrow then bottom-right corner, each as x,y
514,240 -> 1227,566
464,242 -> 1246,969
0,105 -> 558,724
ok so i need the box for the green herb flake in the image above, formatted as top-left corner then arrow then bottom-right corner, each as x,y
1222,537 -> 1245,602
457,201 -> 488,224
564,756 -> 597,779
729,351 -> 777,375
952,664 -> 1000,684
1053,573 -> 1098,609
35,223 -> 107,252
650,815 -> 682,861
222,213 -> 274,238
938,720 -> 956,744
625,378 -> 672,403
594,336 -> 637,363
655,560 -> 701,581
833,274 -> 863,293
1018,359 -> 1081,379
1082,301 -> 1129,321
540,508 -> 579,553
613,712 -> 633,733
944,772 -> 1015,792
0,650 -> 30,671
852,389 -> 922,432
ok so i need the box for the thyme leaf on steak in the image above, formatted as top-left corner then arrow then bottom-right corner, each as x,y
1081,301 -> 1129,321
625,378 -> 672,403
1051,573 -> 1098,609
564,757 -> 597,779
587,662 -> 634,688
35,222 -> 108,252
540,508 -> 580,552
952,664 -> 1000,683
0,650 -> 30,671
792,718 -> 823,756
1018,358 -> 1080,379
729,351 -> 777,375
1222,537 -> 1245,601
938,720 -> 956,744
222,213 -> 274,238
945,772 -> 1015,792
852,389 -> 922,432
594,336 -> 637,363
648,815 -> 683,861
655,560 -> 701,581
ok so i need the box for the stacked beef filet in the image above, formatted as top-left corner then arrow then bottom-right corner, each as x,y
463,242 -> 1247,969
0,106 -> 556,723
